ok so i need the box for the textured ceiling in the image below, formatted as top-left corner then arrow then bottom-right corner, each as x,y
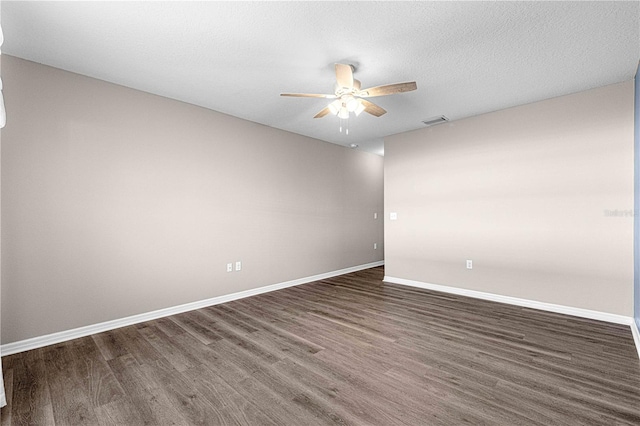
2,1 -> 639,155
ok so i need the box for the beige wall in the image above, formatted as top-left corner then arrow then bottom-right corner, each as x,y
1,56 -> 384,344
385,81 -> 634,316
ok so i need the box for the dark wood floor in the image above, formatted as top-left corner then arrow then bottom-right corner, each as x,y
2,266 -> 640,425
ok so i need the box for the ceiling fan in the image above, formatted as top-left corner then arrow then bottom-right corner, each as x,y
281,64 -> 417,120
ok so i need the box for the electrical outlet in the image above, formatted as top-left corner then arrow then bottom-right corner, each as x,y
226,263 -> 233,272
466,260 -> 473,269
374,243 -> 377,250
235,261 -> 242,271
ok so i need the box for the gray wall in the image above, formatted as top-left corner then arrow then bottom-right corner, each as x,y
385,81 -> 635,316
1,56 -> 384,344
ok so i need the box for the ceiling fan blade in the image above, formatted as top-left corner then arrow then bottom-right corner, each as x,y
280,93 -> 336,98
335,64 -> 354,89
314,107 -> 332,119
360,99 -> 387,117
359,82 -> 417,97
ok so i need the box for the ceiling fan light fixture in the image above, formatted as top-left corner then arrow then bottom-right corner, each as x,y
328,99 -> 342,115
338,107 -> 350,119
344,95 -> 359,112
354,100 -> 366,116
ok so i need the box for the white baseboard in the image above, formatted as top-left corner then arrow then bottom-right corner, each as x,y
631,320 -> 640,362
0,366 -> 5,407
0,261 -> 384,356
383,275 -> 634,325
385,276 -> 640,360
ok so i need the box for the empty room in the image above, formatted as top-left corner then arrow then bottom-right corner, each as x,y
1,1 -> 639,425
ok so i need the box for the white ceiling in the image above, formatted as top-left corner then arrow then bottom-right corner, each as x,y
2,1 -> 639,156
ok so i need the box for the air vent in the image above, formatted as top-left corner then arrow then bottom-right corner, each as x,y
422,116 -> 449,127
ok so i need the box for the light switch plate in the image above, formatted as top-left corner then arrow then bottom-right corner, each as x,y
390,212 -> 398,220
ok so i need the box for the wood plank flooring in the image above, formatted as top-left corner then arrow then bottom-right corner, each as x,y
2,266 -> 640,425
